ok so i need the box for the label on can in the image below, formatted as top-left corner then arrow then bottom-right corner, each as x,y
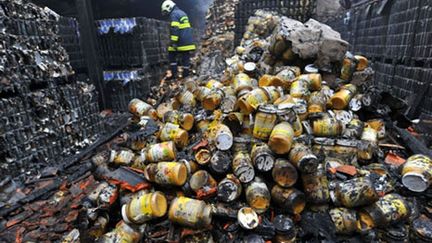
113,150 -> 134,165
172,197 -> 201,225
375,194 -> 409,224
148,142 -> 175,162
128,194 -> 153,222
155,162 -> 178,185
253,112 -> 277,140
160,123 -> 181,141
246,89 -> 268,109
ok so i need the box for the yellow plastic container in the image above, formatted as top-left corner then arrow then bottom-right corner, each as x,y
233,73 -> 253,94
159,123 -> 189,148
238,88 -> 270,114
144,162 -> 187,186
122,191 -> 167,224
253,105 -> 278,140
145,141 -> 177,163
268,122 -> 295,155
331,84 -> 357,110
168,197 -> 212,228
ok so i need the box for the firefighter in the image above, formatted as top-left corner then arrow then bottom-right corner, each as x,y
161,0 -> 196,79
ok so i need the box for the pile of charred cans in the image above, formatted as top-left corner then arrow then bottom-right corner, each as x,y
65,12 -> 432,243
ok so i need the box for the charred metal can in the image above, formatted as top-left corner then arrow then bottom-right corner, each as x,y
232,151 -> 255,183
342,118 -> 364,139
238,88 -> 270,114
253,105 -> 278,140
159,122 -> 189,148
271,185 -> 306,215
329,208 -> 359,235
97,183 -> 118,209
361,125 -> 378,144
330,177 -> 379,208
195,148 -> 212,165
213,124 -> 234,151
109,149 -> 135,166
89,212 -> 110,238
206,79 -> 224,89
259,74 -> 285,88
99,221 -> 141,243
121,191 -> 167,224
297,73 -> 322,91
210,150 -> 232,174
268,122 -> 295,155
302,165 -> 330,204
195,115 -> 210,133
233,72 -> 253,94
272,159 -> 298,188
312,114 -> 343,137
194,86 -> 212,102
144,162 -> 187,186
189,170 -> 217,197
358,193 -> 411,230
288,143 -> 318,173
377,224 -> 410,243
273,215 -> 296,243
246,177 -> 271,214
401,154 -> 432,192
203,88 -> 224,111
238,207 -> 259,230
308,91 -> 327,113
367,119 -> 385,139
251,143 -> 275,172
221,95 -> 238,113
355,55 -> 368,71
217,174 -> 242,203
177,89 -> 197,108
340,54 -> 358,81
163,110 -> 195,131
145,141 -> 177,163
410,214 -> 432,242
290,79 -> 310,99
331,84 -> 358,110
128,98 -> 158,120
168,197 -> 212,228
262,86 -> 283,103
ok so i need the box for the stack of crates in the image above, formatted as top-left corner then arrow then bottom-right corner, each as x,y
0,0 -> 103,180
235,0 -> 317,45
96,17 -> 170,111
57,17 -> 87,74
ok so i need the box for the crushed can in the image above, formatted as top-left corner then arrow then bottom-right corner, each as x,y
232,151 -> 255,183
251,143 -> 275,172
289,142 -> 319,173
217,174 -> 242,203
330,177 -> 379,208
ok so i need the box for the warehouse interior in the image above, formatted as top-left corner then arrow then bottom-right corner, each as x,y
0,0 -> 432,242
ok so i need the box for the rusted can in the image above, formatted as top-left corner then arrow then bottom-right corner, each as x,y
218,174 -> 242,203
145,141 -> 177,163
232,151 -> 255,183
330,177 -> 379,208
144,162 -> 187,186
253,105 -> 278,140
233,73 -> 253,94
342,118 -> 364,139
308,91 -> 327,113
251,143 -> 275,172
159,122 -> 189,148
237,207 -> 259,230
297,74 -> 322,91
128,98 -> 158,120
109,149 -> 135,166
238,88 -> 270,114
290,80 -> 310,99
268,122 -> 295,155
271,185 -> 306,215
273,215 -> 296,243
214,124 -> 234,151
401,154 -> 432,192
302,165 -> 330,204
177,90 -> 197,108
210,150 -> 232,174
312,114 -> 343,137
288,143 -> 318,173
206,79 -> 224,89
331,84 -> 358,110
203,89 -> 224,111
355,55 -> 368,71
358,193 -> 411,230
121,191 -> 167,224
189,170 -> 217,196
163,111 -> 195,131
195,148 -> 212,165
272,159 -> 298,188
168,197 -> 212,228
329,208 -> 359,235
246,177 -> 271,214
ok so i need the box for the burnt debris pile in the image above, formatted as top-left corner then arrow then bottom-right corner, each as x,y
1,7 -> 432,243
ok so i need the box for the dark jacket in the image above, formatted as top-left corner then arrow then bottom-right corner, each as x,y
169,6 -> 196,52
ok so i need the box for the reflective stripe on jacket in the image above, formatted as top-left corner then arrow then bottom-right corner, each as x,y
169,6 -> 196,52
